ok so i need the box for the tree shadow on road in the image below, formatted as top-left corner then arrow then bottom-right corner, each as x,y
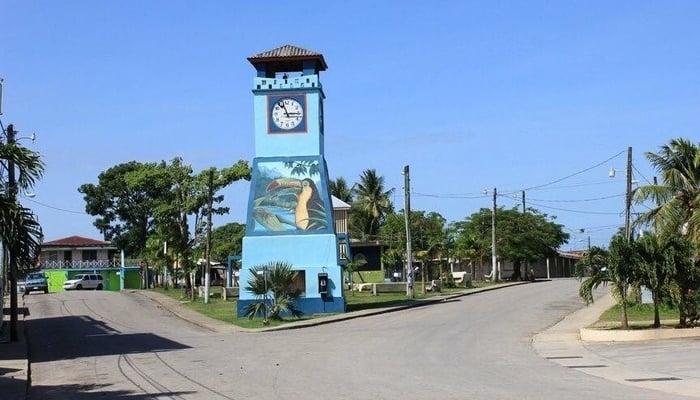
27,316 -> 190,363
30,383 -> 195,399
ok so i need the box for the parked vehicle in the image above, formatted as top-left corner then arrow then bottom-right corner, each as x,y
63,274 -> 105,290
23,272 -> 49,294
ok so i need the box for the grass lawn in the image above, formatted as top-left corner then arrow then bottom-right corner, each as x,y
148,287 -> 303,329
148,280 -> 496,329
595,302 -> 682,329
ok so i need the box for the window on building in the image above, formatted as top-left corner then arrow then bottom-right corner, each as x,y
82,250 -> 97,261
290,270 -> 306,297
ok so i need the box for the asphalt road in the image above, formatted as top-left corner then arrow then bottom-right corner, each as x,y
23,279 -> 697,399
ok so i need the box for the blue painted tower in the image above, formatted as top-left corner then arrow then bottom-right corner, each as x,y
237,45 -> 345,316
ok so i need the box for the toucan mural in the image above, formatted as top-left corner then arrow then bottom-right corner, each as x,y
248,158 -> 332,234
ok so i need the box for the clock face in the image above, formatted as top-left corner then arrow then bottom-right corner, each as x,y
271,97 -> 304,130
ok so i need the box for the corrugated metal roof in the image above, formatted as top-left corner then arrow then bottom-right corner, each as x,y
332,195 -> 351,210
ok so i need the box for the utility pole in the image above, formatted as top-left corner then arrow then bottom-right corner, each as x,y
491,187 -> 498,282
403,165 -> 414,298
204,169 -> 214,304
7,124 -> 19,341
653,176 -> 658,233
0,78 -> 4,115
625,146 -> 632,243
522,190 -> 528,279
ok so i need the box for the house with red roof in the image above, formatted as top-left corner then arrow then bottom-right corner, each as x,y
39,235 -> 119,270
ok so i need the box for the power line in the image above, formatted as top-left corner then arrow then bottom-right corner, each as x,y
22,197 -> 87,214
632,163 -> 654,185
517,194 -> 624,203
412,191 -> 487,199
521,149 -> 627,191
524,200 -> 620,215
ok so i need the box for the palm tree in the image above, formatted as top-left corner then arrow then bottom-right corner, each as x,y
575,246 -> 608,278
635,233 -> 677,328
633,138 -> 700,327
330,177 -> 353,204
577,246 -> 609,304
243,261 -> 303,322
351,169 -> 394,240
633,138 -> 700,251
0,124 -> 44,341
0,130 -> 44,266
663,235 -> 699,327
608,235 -> 640,329
578,236 -> 636,329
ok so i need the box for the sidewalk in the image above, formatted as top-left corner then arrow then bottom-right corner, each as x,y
0,319 -> 29,400
533,290 -> 700,399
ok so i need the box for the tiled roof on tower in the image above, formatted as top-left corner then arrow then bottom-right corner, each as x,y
248,44 -> 327,69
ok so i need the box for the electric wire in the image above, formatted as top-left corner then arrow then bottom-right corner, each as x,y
22,196 -> 87,214
521,149 -> 627,191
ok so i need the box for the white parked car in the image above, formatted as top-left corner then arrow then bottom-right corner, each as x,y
63,274 -> 105,290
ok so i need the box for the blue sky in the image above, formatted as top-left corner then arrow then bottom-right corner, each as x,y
1,1 -> 698,249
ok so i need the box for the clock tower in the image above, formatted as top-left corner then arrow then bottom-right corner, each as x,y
237,45 -> 344,316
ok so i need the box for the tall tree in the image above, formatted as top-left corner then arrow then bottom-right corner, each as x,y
496,208 -> 568,280
79,161 -> 161,255
134,158 -> 250,290
378,210 -> 447,285
575,245 -> 608,278
330,177 -> 353,204
80,158 -> 250,267
663,234 -> 699,327
452,213 -> 492,279
0,125 -> 44,341
0,133 -> 44,266
579,235 -> 637,329
635,233 -> 677,328
456,207 -> 568,280
351,169 -> 394,240
633,138 -> 700,252
450,221 -> 486,279
607,235 -> 637,330
210,222 -> 246,262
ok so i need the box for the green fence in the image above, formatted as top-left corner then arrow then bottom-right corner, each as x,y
43,267 -> 143,292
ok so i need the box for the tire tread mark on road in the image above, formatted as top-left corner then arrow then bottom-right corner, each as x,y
80,298 -> 134,333
118,354 -> 183,400
153,352 -> 237,400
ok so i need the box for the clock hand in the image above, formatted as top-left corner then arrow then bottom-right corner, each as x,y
278,100 -> 290,117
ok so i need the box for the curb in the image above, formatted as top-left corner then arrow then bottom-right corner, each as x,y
137,281 -> 529,333
581,325 -> 700,342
